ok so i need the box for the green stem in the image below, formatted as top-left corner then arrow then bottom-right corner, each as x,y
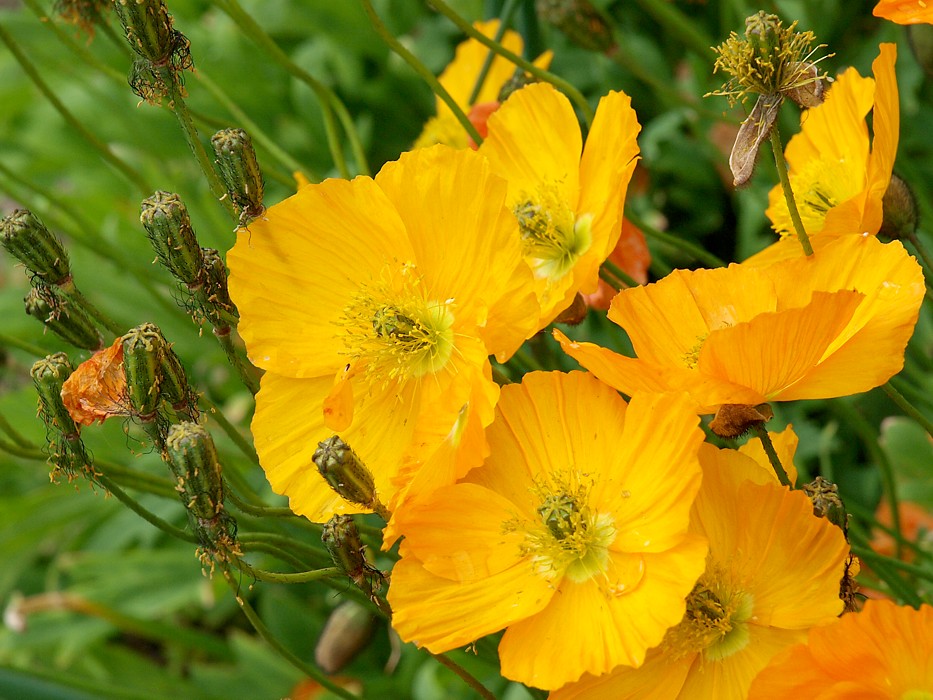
238,531 -> 326,564
466,0 -> 519,105
221,567 -> 358,700
427,650 -> 497,700
362,0 -> 482,146
0,332 -> 48,357
630,0 -> 715,62
769,126 -> 813,256
59,281 -> 124,337
195,69 -> 318,184
199,395 -> 260,465
907,231 -> 933,278
846,499 -> 930,562
213,327 -> 260,395
602,259 -> 639,288
751,423 -> 791,487
239,540 -> 313,572
626,211 -> 727,267
0,412 -> 34,448
95,473 -> 198,544
428,0 -> 595,126
98,13 -> 135,60
0,438 -> 45,461
0,23 -> 153,195
161,68 -> 239,222
214,0 -> 369,178
882,382 -> 933,439
234,557 -> 339,584
851,545 -> 933,585
225,487 -> 295,518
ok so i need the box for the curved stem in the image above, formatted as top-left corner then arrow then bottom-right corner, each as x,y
0,22 -> 153,195
466,0 -> 519,106
427,650 -> 497,700
907,231 -> 933,278
95,473 -> 198,544
362,0 -> 482,146
882,381 -> 933,439
769,125 -> 813,256
239,540 -> 313,572
0,331 -> 48,356
428,0 -> 595,126
602,259 -> 639,289
626,211 -> 727,267
751,423 -> 791,487
225,487 -> 295,518
220,566 -> 358,700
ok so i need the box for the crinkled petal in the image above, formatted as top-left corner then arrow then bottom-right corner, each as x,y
549,650 -> 694,700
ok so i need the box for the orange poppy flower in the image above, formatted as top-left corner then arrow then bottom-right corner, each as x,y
874,0 -> 933,24
556,235 -> 923,414
61,336 -> 128,426
582,218 -> 650,311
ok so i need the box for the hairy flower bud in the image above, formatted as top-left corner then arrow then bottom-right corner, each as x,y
803,476 -> 848,534
322,514 -> 383,599
199,247 -> 237,324
122,323 -> 167,418
140,191 -> 203,286
31,353 -> 93,481
1,209 -> 70,286
211,129 -> 265,224
113,0 -> 175,64
313,436 -> 380,514
165,422 -> 225,522
314,601 -> 376,674
24,284 -> 103,351
879,174 -> 918,241
536,0 -> 615,54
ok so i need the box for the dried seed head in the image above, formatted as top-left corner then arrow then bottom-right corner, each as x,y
1,209 -> 70,286
140,191 -> 204,286
802,476 -> 848,534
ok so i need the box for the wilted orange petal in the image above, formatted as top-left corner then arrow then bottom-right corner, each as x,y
61,337 -> 128,426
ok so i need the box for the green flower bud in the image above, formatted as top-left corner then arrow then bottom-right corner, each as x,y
536,0 -> 615,54
314,601 -> 376,675
25,285 -> 103,351
1,209 -> 70,286
211,129 -> 265,224
200,247 -> 237,323
313,436 -> 379,514
322,514 -> 383,598
159,344 -> 197,419
140,191 -> 203,285
113,0 -> 176,64
165,422 -> 225,522
31,353 -> 79,439
122,323 -> 167,417
803,476 -> 848,535
497,67 -> 539,103
879,174 -> 918,241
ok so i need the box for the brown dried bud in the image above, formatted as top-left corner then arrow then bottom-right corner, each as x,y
314,601 -> 376,675
709,402 -> 773,438
802,476 -> 848,534
730,93 -> 782,188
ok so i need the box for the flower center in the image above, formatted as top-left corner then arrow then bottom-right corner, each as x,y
772,158 -> 861,237
513,183 -> 592,282
339,268 -> 456,385
663,571 -> 754,662
510,473 -> 617,584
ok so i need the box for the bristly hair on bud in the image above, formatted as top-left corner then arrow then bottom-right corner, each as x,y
313,436 -> 389,519
24,283 -> 103,351
879,174 -> 919,241
708,12 -> 831,108
140,191 -> 204,286
322,514 -> 387,610
211,129 -> 265,226
1,209 -> 71,287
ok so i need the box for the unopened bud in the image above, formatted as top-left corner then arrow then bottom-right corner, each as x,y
200,247 -> 237,323
536,0 -> 615,53
53,0 -> 110,38
802,476 -> 848,534
140,191 -> 203,285
25,285 -> 103,351
497,68 -> 538,103
159,345 -> 197,419
879,174 -> 918,240
31,353 -> 79,439
313,436 -> 380,513
165,422 -> 225,522
322,514 -> 383,598
113,0 -> 176,64
211,129 -> 265,223
709,402 -> 773,438
122,323 -> 167,417
1,210 -> 70,285
314,601 -> 376,674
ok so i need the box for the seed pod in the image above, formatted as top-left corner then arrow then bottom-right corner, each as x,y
112,0 -> 176,64
122,323 -> 167,418
165,422 -> 225,522
1,209 -> 70,285
313,436 -> 378,513
24,284 -> 103,351
140,191 -> 203,286
709,402 -> 773,438
211,129 -> 265,223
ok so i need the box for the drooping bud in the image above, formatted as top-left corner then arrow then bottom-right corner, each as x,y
199,247 -> 237,324
122,323 -> 167,418
322,514 -> 384,600
313,436 -> 382,515
31,354 -> 94,481
112,0 -> 176,64
24,284 -> 103,351
497,67 -> 538,103
709,402 -> 773,438
1,209 -> 70,286
802,476 -> 848,534
536,0 -> 615,54
165,422 -> 225,522
879,174 -> 918,241
314,601 -> 376,675
140,191 -> 204,286
211,129 -> 265,224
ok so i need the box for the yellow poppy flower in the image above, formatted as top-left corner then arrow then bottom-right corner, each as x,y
226,145 -> 538,522
556,234 -> 923,414
748,599 -> 933,698
415,20 -> 552,150
388,372 -> 708,690
874,0 -> 933,25
480,82 -> 641,327
550,441 -> 850,700
752,44 -> 898,265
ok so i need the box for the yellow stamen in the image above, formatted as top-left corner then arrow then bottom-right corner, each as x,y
771,158 -> 860,237
513,183 -> 592,282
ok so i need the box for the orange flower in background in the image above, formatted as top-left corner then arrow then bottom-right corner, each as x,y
61,337 -> 127,426
556,235 -> 923,414
551,441 -> 849,699
480,82 -> 641,327
874,0 -> 933,24
752,44 -> 898,265
415,20 -> 552,150
389,372 -> 708,690
227,145 -> 538,523
871,500 -> 933,561
748,599 -> 933,698
582,218 -> 650,311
